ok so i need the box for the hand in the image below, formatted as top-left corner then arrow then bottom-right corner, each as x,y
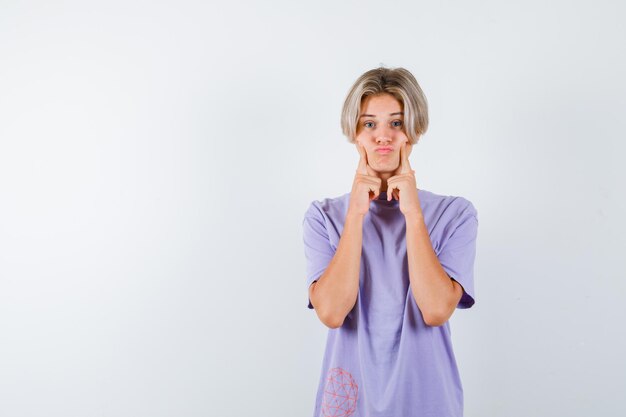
347,142 -> 382,217
386,141 -> 422,216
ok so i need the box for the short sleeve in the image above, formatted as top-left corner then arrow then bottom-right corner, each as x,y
302,202 -> 336,309
437,202 -> 478,309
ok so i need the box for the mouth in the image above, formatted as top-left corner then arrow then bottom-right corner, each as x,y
375,148 -> 393,155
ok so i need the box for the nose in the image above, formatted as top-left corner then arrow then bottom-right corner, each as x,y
375,126 -> 394,144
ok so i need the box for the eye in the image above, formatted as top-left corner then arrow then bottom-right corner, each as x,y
391,120 -> 403,128
364,121 -> 375,128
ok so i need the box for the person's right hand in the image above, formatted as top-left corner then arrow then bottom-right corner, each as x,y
347,142 -> 382,217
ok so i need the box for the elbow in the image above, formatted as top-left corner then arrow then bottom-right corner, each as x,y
319,310 -> 345,329
310,280 -> 350,329
423,295 -> 458,326
423,310 -> 449,327
327,317 -> 345,329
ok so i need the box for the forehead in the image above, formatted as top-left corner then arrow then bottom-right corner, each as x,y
360,93 -> 403,115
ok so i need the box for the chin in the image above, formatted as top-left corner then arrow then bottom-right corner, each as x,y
375,163 -> 399,171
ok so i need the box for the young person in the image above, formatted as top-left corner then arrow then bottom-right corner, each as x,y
302,66 -> 479,417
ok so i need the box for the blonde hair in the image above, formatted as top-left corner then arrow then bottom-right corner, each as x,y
341,66 -> 429,144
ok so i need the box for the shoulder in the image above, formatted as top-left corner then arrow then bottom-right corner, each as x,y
419,189 -> 478,234
420,188 -> 477,216
303,192 -> 350,220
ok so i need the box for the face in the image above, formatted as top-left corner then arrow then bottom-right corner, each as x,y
355,93 -> 409,174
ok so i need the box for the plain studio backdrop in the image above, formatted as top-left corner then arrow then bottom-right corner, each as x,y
1,1 -> 625,416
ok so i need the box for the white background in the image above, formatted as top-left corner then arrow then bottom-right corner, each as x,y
1,1 -> 625,416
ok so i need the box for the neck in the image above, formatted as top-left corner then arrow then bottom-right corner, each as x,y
377,172 -> 393,192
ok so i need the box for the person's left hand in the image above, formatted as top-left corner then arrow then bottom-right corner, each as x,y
387,141 -> 422,216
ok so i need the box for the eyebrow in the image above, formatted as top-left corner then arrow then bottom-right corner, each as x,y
359,112 -> 404,118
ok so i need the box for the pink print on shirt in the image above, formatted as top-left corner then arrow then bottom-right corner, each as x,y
322,367 -> 358,417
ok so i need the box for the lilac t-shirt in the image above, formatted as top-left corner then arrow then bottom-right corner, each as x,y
302,188 -> 478,417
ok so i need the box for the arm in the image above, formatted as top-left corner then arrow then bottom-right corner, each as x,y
309,211 -> 364,329
405,211 -> 464,326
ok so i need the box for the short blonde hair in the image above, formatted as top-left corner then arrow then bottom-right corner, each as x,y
341,66 -> 429,144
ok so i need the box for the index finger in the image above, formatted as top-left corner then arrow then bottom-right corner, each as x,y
399,141 -> 413,173
356,142 -> 368,175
